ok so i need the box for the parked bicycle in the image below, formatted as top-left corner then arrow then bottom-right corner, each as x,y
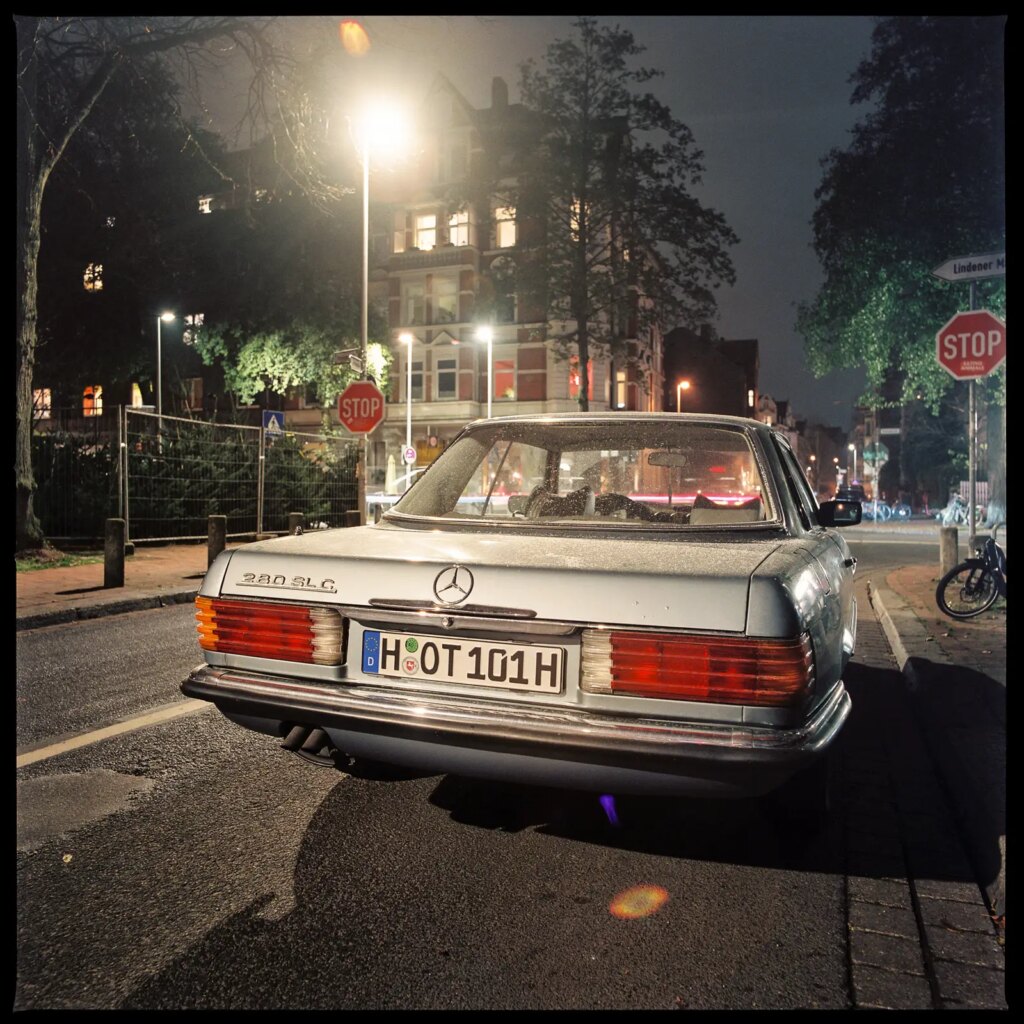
862,498 -> 912,522
935,523 -> 1007,619
934,492 -> 985,527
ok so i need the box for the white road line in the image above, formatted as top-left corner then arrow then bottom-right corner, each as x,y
16,699 -> 211,769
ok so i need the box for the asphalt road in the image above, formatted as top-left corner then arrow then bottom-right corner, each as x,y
14,538 -> 986,1009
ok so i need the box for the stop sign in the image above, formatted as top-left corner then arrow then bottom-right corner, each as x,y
936,309 -> 1006,380
337,380 -> 385,433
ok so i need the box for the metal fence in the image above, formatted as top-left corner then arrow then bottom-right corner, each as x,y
30,407 -> 360,544
123,409 -> 360,542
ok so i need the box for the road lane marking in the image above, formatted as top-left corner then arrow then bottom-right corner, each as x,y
16,700 -> 211,769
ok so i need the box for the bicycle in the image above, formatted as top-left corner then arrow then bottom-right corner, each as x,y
936,523 -> 1007,619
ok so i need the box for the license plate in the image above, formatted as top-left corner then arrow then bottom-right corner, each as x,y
361,630 -> 564,694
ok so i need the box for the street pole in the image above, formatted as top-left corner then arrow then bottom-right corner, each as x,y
968,282 -> 977,552
358,130 -> 370,524
156,315 -> 162,430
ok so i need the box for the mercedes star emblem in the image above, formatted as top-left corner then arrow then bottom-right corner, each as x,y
433,565 -> 474,605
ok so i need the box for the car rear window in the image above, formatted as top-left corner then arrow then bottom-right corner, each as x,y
390,420 -> 773,528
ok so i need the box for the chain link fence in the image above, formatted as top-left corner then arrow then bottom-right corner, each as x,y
30,407 -> 361,544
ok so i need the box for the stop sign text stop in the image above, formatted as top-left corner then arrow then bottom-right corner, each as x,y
337,380 -> 385,433
935,309 -> 1006,380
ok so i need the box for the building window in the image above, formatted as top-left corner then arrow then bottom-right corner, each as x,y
494,358 -> 515,400
184,377 -> 203,409
32,388 -> 52,420
748,389 -> 755,409
198,196 -> 212,214
490,255 -> 517,323
131,383 -> 144,408
83,385 -> 103,417
393,210 -> 407,253
448,208 -> 470,247
568,356 -> 594,400
436,356 -> 458,400
616,370 -> 627,409
434,275 -> 458,324
495,206 -> 516,248
407,359 -> 423,401
403,281 -> 425,325
415,214 -> 436,251
183,312 -> 204,346
83,263 -> 103,292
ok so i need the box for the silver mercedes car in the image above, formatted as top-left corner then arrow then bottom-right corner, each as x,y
182,413 -> 861,819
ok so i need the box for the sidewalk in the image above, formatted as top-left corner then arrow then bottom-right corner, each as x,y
16,539 -> 1007,926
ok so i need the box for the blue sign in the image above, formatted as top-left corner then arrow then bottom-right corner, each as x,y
262,411 -> 285,439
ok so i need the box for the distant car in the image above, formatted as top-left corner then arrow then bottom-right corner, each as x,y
182,413 -> 861,820
835,484 -> 866,504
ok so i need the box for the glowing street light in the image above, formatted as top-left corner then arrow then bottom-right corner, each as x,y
848,442 -> 857,484
399,332 -> 414,454
476,326 -> 493,419
156,311 -> 175,430
676,378 -> 691,413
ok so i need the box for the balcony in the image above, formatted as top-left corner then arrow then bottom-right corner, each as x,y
388,244 -> 479,273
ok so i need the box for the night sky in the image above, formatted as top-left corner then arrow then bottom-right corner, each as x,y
199,15 -> 880,429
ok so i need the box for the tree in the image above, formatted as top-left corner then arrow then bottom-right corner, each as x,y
16,15 -> 319,551
797,16 -> 1006,519
488,17 -> 738,410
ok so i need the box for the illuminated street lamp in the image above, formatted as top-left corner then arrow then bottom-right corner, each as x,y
848,443 -> 857,484
156,311 -> 175,429
354,104 -> 411,377
676,378 -> 691,413
476,326 -> 493,419
399,332 -> 414,455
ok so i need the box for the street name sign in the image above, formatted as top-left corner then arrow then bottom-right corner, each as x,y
338,380 -> 385,434
931,252 -> 1005,283
935,309 -> 1006,380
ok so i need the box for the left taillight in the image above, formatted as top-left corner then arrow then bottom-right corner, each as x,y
580,629 -> 814,707
195,597 -> 345,665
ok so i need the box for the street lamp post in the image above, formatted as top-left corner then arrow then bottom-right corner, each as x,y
399,332 -> 414,455
848,443 -> 857,485
156,311 -> 175,431
476,327 -> 493,419
676,378 -> 691,413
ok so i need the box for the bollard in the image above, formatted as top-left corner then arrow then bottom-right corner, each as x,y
208,515 -> 227,568
288,512 -> 304,535
104,518 -> 125,588
345,509 -> 361,528
939,526 -> 959,576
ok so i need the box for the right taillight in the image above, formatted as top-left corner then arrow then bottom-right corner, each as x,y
581,629 -> 814,707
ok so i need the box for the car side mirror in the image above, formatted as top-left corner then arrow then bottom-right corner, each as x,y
817,500 -> 861,527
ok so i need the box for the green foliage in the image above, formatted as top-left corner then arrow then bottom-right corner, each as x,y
799,16 -> 1006,409
31,433 -> 118,540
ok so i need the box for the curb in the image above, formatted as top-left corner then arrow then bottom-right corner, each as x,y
868,580 -> 1006,921
16,590 -> 198,632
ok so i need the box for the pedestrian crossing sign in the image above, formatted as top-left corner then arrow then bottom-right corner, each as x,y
263,411 -> 285,438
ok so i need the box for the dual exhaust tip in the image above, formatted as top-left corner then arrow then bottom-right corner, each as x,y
281,725 -> 336,765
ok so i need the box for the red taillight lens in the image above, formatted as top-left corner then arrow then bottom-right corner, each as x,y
581,630 -> 813,707
195,597 -> 345,665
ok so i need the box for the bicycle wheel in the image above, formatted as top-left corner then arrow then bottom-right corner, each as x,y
936,562 -> 999,619
876,502 -> 892,522
892,502 -> 911,520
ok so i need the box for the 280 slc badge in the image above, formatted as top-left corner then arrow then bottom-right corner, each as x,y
238,571 -> 337,594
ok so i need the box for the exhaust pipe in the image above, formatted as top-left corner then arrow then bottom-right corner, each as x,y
281,725 -> 311,751
300,728 -> 330,754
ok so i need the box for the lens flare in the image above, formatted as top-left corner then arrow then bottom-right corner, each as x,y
599,793 -> 620,826
609,884 -> 670,920
339,20 -> 370,56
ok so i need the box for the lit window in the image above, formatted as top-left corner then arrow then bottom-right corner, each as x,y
198,196 -> 212,214
32,388 -> 52,420
403,282 -> 425,325
105,216 -> 116,228
83,263 -> 104,292
184,377 -> 203,409
568,355 -> 593,400
415,214 -> 436,251
570,198 -> 583,241
616,370 -> 627,409
434,276 -> 458,324
448,209 -> 470,247
393,210 -> 407,253
183,312 -> 204,346
83,385 -> 103,417
495,207 -> 516,248
436,357 -> 458,400
494,359 -> 515,400
131,383 -> 144,408
748,389 -> 755,409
